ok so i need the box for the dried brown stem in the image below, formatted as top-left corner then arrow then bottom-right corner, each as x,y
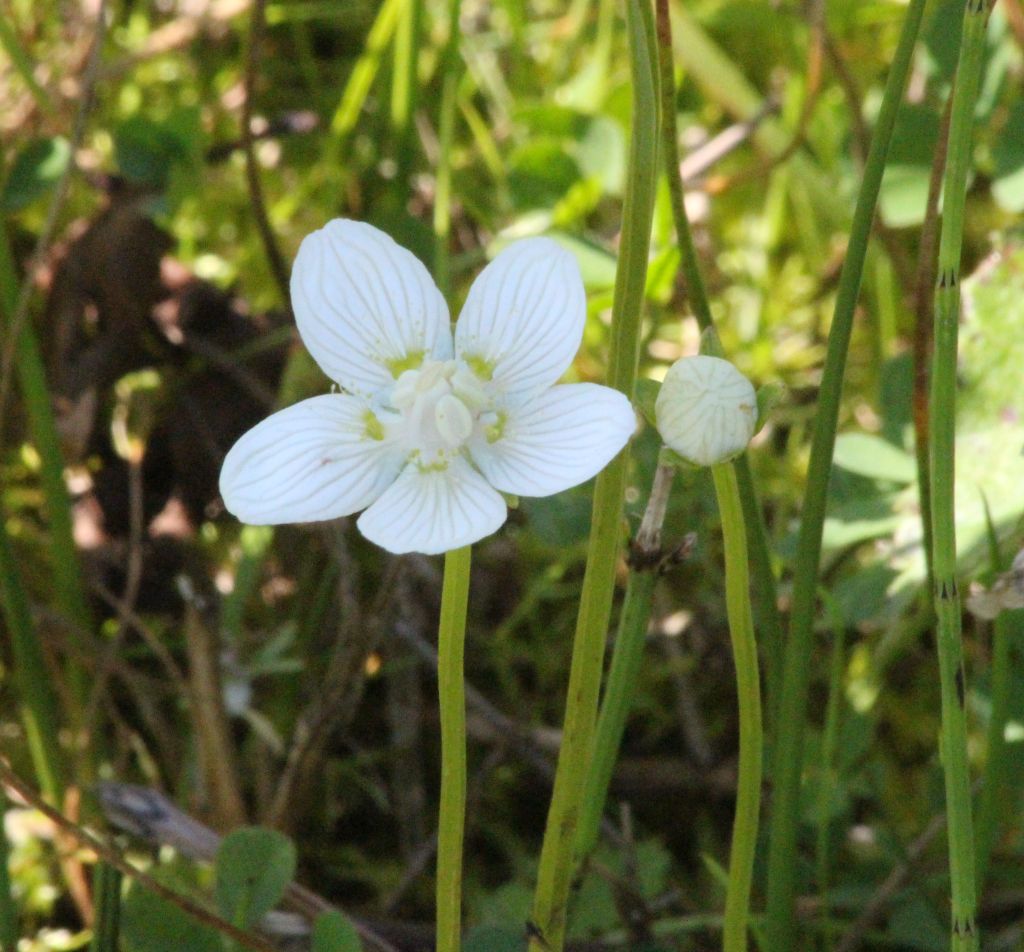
0,761 -> 277,952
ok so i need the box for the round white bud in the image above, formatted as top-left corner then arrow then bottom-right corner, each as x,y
655,355 -> 756,467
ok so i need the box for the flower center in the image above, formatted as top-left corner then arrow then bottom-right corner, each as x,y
388,359 -> 491,467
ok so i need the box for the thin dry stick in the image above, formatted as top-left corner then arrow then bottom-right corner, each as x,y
0,0 -> 108,437
241,0 -> 292,308
183,604 -> 247,828
0,761 -> 277,952
95,781 -> 403,952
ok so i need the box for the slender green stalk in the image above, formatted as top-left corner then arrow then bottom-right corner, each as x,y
0,516 -> 65,801
391,0 -> 422,139
762,0 -> 927,946
815,594 -> 846,948
436,546 -> 472,952
0,224 -> 92,642
576,461 -> 674,860
0,789 -> 18,951
928,6 -> 992,946
975,608 -> 1021,887
711,462 -> 762,952
653,0 -> 783,721
433,0 -> 462,297
88,863 -> 122,952
528,3 -> 659,948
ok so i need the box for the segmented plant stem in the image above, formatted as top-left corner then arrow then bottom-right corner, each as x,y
436,545 -> 472,952
711,462 -> 762,952
929,2 -> 991,946
762,0 -> 927,946
575,462 -> 675,860
527,2 -> 659,948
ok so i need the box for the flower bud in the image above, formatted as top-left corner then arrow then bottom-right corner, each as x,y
655,355 -> 756,467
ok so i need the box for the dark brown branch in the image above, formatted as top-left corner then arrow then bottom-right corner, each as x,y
0,762 -> 277,952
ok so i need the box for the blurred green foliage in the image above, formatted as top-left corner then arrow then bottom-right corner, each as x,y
2,0 -> 1024,949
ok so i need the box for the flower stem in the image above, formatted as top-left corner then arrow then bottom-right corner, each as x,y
528,2 -> 659,948
436,545 -> 471,952
711,462 -> 762,952
653,0 -> 783,726
88,862 -> 122,952
762,0 -> 926,945
433,0 -> 462,298
575,462 -> 675,861
928,2 -> 991,946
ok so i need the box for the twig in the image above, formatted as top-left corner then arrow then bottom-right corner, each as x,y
241,0 -> 292,308
183,604 -> 248,828
0,762 -> 277,952
0,0 -> 109,442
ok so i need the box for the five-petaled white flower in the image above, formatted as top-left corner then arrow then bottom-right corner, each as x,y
219,220 -> 636,555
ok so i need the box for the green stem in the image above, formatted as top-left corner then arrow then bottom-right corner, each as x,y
928,4 -> 991,947
88,863 -> 122,952
711,463 -> 762,952
975,609 -> 1021,888
433,0 -> 462,297
576,461 -> 675,861
528,2 -> 659,948
762,0 -> 927,946
0,789 -> 18,951
0,515 -> 65,802
815,593 -> 847,949
436,545 -> 471,952
653,0 -> 783,728
0,223 -> 92,643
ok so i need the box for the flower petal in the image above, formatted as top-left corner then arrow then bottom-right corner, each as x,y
291,219 -> 453,396
469,383 -> 636,497
454,238 -> 586,402
219,395 -> 404,524
357,456 -> 507,555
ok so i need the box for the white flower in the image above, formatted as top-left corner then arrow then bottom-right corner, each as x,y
219,220 -> 636,555
655,355 -> 755,467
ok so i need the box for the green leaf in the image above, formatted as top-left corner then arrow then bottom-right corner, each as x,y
878,105 -> 940,228
214,827 -> 296,928
121,886 -> 220,952
0,137 -> 70,212
992,98 -> 1024,213
832,433 -> 916,484
114,110 -> 200,191
507,139 -> 581,211
311,910 -> 363,952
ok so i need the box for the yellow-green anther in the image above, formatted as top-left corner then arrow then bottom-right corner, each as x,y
363,411 -> 386,441
385,349 -> 426,377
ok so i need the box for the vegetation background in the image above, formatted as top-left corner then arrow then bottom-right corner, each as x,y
1,0 -> 1023,949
